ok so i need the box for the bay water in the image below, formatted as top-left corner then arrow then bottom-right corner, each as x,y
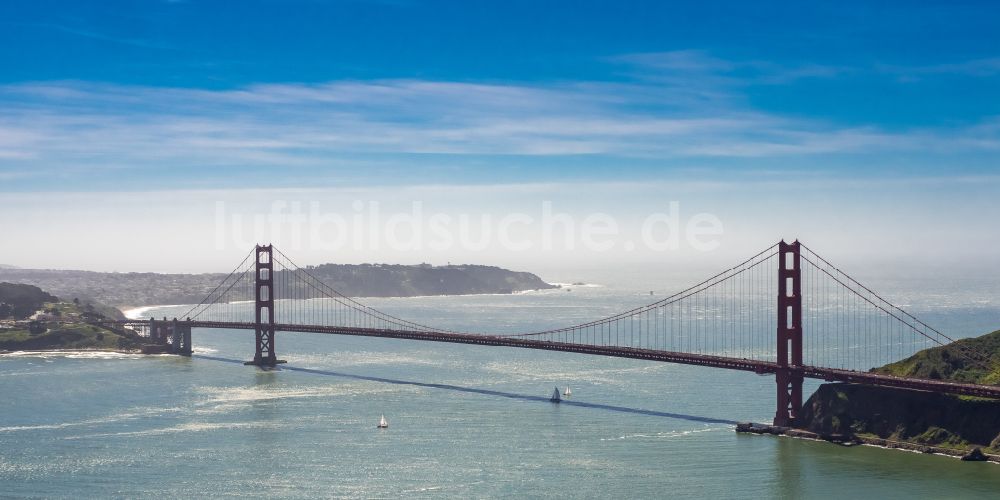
3,268 -> 999,498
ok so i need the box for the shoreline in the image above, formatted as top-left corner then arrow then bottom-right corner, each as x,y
736,422 -> 1000,463
121,305 -> 168,319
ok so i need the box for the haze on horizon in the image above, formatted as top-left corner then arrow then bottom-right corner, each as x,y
1,1 -> 998,276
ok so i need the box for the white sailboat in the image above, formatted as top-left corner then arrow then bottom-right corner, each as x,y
377,414 -> 388,429
563,386 -> 572,397
550,387 -> 561,403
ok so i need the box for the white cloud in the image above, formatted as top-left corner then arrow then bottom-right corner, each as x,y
1,74 -> 997,187
612,50 -> 852,86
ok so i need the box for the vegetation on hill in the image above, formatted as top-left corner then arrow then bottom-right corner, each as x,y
798,328 -> 1000,455
0,285 -> 144,352
872,329 -> 1000,385
0,264 -> 556,308
0,282 -> 58,319
799,383 -> 1000,454
303,263 -> 556,297
0,323 -> 144,351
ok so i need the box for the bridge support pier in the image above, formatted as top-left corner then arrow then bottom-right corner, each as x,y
149,317 -> 171,344
170,318 -> 181,354
180,321 -> 192,356
774,240 -> 803,427
245,244 -> 285,368
145,317 -> 191,356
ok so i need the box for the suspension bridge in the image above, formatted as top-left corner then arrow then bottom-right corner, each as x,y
102,240 -> 1000,426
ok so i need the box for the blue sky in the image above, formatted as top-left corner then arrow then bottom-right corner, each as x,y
1,1 -> 999,271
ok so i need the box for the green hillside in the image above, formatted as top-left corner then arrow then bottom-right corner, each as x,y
0,284 -> 144,352
0,282 -> 58,319
0,323 -> 143,351
798,328 -> 1000,456
799,383 -> 1000,453
872,329 -> 1000,385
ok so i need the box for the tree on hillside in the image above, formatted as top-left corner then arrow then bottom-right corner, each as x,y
0,283 -> 58,319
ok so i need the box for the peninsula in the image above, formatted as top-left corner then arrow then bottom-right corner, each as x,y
0,283 -> 143,352
0,263 -> 557,309
742,329 -> 1000,461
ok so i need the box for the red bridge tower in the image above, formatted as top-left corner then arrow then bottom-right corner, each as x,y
245,244 -> 286,368
774,240 -> 803,426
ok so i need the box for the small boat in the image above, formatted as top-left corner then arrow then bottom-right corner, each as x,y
550,387 -> 561,403
563,386 -> 572,397
377,414 -> 388,429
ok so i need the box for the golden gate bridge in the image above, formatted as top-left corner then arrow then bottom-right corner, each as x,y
101,240 -> 1000,427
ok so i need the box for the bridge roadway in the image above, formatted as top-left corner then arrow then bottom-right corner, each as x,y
108,319 -> 1000,400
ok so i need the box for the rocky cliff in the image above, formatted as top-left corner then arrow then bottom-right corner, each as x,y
799,383 -> 1000,453
796,329 -> 1000,456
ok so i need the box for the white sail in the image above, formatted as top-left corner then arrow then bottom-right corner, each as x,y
551,387 -> 561,402
563,387 -> 572,396
378,414 -> 388,428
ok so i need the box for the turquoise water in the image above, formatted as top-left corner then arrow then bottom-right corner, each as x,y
2,273 -> 1000,498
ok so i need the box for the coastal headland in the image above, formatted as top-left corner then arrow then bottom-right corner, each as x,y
739,329 -> 1000,462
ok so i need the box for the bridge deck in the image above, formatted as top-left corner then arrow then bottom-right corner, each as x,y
110,320 -> 1000,400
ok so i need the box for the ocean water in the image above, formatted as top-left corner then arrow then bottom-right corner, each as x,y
2,271 -> 1000,498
